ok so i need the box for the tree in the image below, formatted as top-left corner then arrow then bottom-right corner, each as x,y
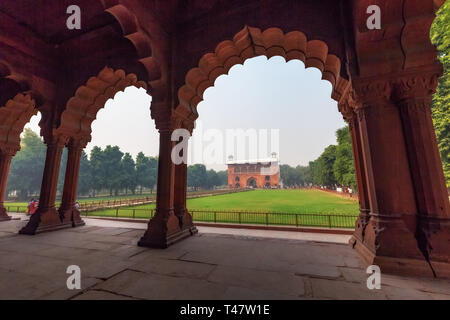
206,169 -> 220,189
216,170 -> 228,187
280,164 -> 302,187
89,146 -> 106,197
431,2 -> 450,187
77,151 -> 91,196
296,165 -> 312,185
333,126 -> 356,189
103,145 -> 124,196
135,153 -> 158,193
187,164 -> 207,190
7,129 -> 46,200
311,145 -> 337,187
120,153 -> 136,194
135,152 -> 147,194
57,148 -> 68,195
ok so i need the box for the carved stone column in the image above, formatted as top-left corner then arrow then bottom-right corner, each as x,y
349,80 -> 433,277
58,137 -> 87,228
20,135 -> 71,234
138,122 -> 193,248
339,97 -> 370,243
0,148 -> 16,221
394,71 -> 450,278
173,122 -> 197,235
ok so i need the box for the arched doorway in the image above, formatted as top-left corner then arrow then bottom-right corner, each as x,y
146,23 -> 450,278
247,177 -> 257,188
0,93 -> 39,221
19,67 -> 155,235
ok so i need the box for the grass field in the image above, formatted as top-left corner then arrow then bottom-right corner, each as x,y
82,189 -> 360,228
186,189 -> 358,214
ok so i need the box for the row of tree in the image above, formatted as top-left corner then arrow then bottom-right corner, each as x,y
6,129 -> 229,200
279,126 -> 356,190
84,146 -> 158,196
187,164 -> 228,190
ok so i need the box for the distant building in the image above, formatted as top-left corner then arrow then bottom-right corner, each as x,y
227,154 -> 280,189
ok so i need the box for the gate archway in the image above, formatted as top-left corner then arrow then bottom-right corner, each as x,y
144,21 -> 450,278
247,177 -> 257,188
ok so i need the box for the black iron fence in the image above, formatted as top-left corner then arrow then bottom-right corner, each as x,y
80,208 -> 357,229
77,188 -> 252,211
6,204 -> 358,229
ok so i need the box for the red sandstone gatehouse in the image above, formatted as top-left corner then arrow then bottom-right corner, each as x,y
227,156 -> 280,189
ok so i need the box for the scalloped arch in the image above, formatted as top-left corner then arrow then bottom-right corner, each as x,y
100,1 -> 162,85
177,26 -> 348,120
55,67 -> 148,141
0,61 -> 32,106
0,93 -> 37,154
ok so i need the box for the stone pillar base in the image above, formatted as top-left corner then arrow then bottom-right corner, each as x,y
58,208 -> 86,228
138,228 -> 195,249
418,216 -> 450,279
19,207 -> 73,235
0,206 -> 11,221
350,236 -> 450,279
175,208 -> 198,235
138,209 -> 197,248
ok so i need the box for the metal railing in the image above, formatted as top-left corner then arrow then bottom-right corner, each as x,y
77,188 -> 253,211
80,208 -> 357,229
5,205 -> 357,229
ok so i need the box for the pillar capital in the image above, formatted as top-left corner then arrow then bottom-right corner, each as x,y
353,78 -> 391,101
44,133 -> 70,148
392,66 -> 442,103
337,89 -> 357,124
155,115 -> 194,134
68,136 -> 90,150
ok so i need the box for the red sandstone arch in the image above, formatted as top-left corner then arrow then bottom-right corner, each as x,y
177,26 -> 349,119
0,93 -> 37,154
0,61 -> 32,107
55,67 -> 148,141
0,61 -> 38,154
100,1 -> 162,88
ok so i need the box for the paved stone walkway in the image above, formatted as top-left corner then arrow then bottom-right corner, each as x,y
0,218 -> 449,300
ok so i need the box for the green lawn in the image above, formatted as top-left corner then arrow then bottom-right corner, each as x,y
81,189 -> 359,228
186,189 -> 358,214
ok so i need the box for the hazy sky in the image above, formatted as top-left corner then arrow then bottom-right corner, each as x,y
26,56 -> 346,171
